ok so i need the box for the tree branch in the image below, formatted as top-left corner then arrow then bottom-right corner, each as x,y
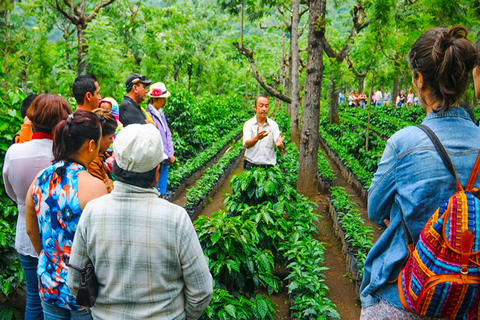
62,0 -> 81,19
259,23 -> 282,30
233,42 -> 291,103
277,7 -> 291,31
86,0 -> 116,23
298,22 -> 307,37
51,0 -> 78,24
379,44 -> 397,62
346,56 -> 367,77
299,7 -> 309,17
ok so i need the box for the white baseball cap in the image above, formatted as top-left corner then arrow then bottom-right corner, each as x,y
113,124 -> 168,173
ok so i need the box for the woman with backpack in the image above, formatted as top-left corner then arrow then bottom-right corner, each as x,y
360,26 -> 480,319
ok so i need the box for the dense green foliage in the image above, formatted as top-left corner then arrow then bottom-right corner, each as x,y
196,161 -> 339,318
328,186 -> 374,274
0,91 -> 26,315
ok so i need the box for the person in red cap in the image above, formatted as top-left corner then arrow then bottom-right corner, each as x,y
119,73 -> 152,127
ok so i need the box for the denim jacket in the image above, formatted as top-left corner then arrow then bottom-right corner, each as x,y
360,107 -> 480,309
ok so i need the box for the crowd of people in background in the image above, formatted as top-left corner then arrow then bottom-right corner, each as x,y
3,73 -> 212,319
339,87 -> 421,109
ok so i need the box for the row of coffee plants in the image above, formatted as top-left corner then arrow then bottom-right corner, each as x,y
184,141 -> 244,212
195,142 -> 339,319
319,122 -> 375,189
327,187 -> 374,275
0,90 -> 27,316
168,126 -> 242,190
165,89 -> 249,160
317,149 -> 336,187
340,104 -> 421,138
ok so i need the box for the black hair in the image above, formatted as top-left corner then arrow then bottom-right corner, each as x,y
254,95 -> 269,106
72,73 -> 98,105
52,109 -> 102,161
407,26 -> 477,112
21,94 -> 38,118
92,108 -> 118,136
112,162 -> 158,188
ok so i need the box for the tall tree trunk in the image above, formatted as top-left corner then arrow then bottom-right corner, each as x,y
358,75 -> 365,92
245,69 -> 249,107
3,0 -> 8,93
286,45 -> 293,115
290,0 -> 301,144
21,69 -> 27,93
297,0 -> 326,195
187,63 -> 192,92
281,31 -> 286,91
240,1 -> 244,47
76,25 -> 87,75
328,72 -> 339,124
392,75 -> 399,108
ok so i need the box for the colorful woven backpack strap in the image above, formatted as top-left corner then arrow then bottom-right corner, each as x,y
417,125 -> 463,192
465,150 -> 480,192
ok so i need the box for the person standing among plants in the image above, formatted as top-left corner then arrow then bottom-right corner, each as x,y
360,26 -> 480,319
25,110 -> 107,320
13,94 -> 38,144
145,82 -> 175,198
88,109 -> 118,193
68,124 -> 213,319
243,95 -> 285,170
3,94 -> 71,320
119,73 -> 152,127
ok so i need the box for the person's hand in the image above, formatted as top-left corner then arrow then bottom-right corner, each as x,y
166,155 -> 176,165
256,127 -> 268,141
383,219 -> 390,227
24,116 -> 32,125
276,131 -> 285,148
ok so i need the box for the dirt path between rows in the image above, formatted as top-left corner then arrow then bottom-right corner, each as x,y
181,142 -> 383,319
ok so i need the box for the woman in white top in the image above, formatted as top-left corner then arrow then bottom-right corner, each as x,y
3,94 -> 71,319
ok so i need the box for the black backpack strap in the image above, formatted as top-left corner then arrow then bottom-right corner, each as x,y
417,125 -> 463,192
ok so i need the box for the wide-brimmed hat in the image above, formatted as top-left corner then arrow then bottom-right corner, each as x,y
113,124 -> 168,173
148,82 -> 171,98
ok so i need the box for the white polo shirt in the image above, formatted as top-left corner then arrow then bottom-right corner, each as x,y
243,116 -> 281,166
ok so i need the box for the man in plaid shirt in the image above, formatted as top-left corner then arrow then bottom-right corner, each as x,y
68,124 -> 213,319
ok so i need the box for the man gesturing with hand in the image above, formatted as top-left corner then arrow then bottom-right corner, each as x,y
243,95 -> 285,170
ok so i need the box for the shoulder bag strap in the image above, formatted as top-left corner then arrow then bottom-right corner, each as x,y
466,151 -> 480,191
399,125 -> 461,248
417,124 -> 463,192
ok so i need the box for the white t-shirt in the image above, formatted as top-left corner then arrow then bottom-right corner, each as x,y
243,116 -> 281,166
375,90 -> 383,102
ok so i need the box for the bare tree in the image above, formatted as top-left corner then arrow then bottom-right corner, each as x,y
46,0 -> 116,75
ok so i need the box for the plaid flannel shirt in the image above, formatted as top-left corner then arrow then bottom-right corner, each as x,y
68,181 -> 213,319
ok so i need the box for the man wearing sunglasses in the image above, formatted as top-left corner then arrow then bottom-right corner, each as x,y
119,73 -> 152,127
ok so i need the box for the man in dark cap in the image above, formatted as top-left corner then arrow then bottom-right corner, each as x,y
119,73 -> 152,127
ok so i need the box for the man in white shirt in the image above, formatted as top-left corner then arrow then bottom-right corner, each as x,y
375,89 -> 383,107
243,95 -> 285,169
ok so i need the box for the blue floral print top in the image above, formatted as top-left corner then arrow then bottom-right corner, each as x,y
32,161 -> 85,310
